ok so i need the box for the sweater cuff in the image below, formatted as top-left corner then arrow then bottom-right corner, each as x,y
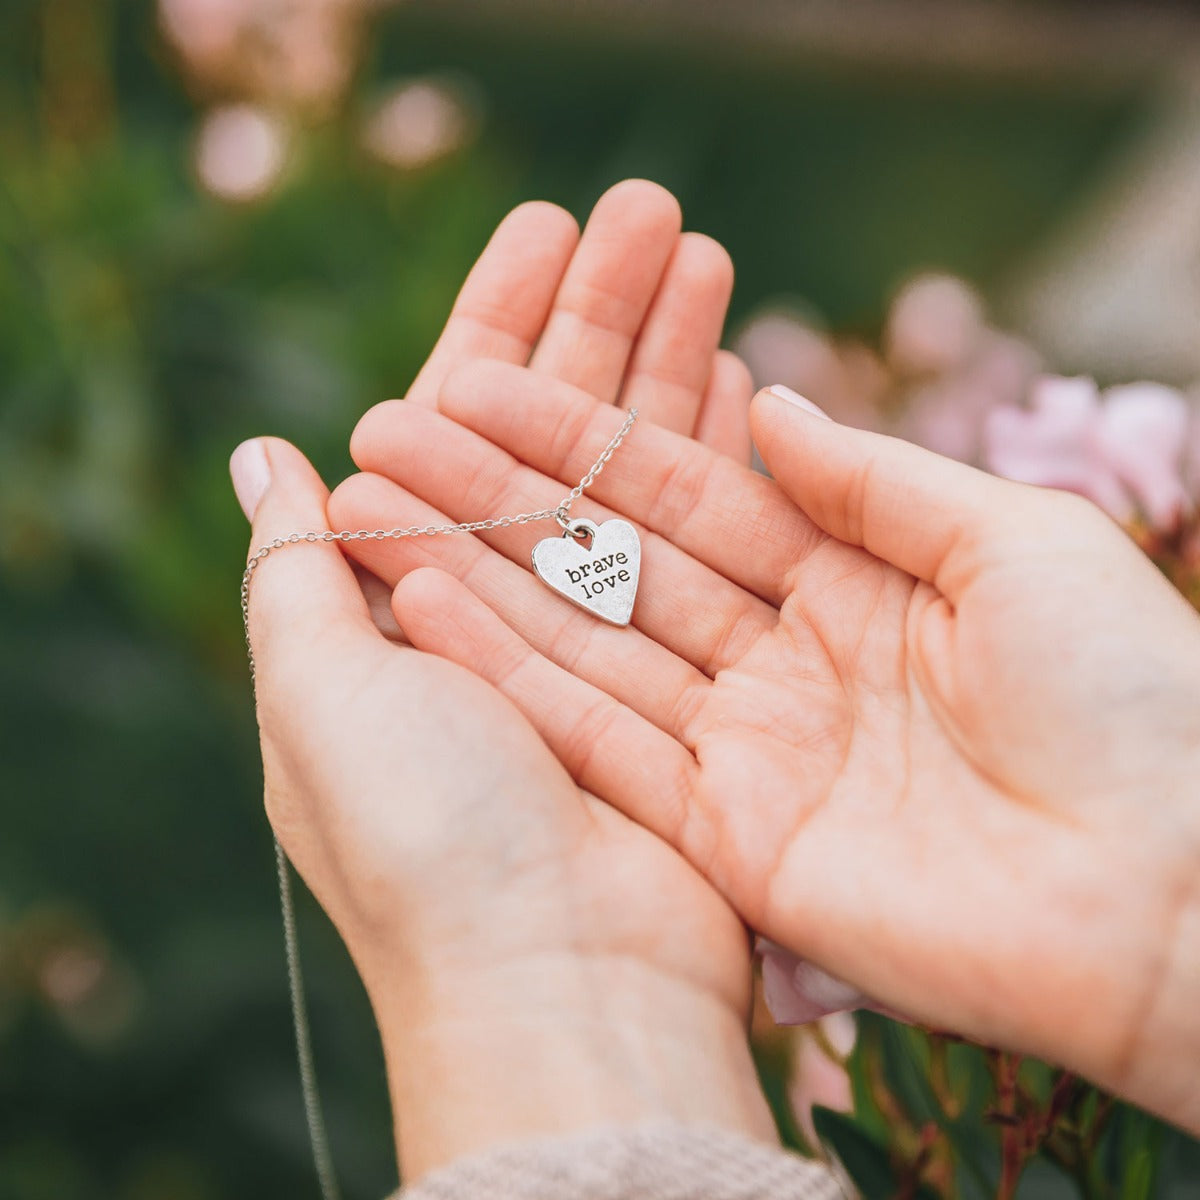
393,1121 -> 847,1200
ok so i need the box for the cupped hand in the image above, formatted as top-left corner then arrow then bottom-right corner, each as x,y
333,363 -> 1200,1134
239,182 -> 777,1180
350,179 -> 752,629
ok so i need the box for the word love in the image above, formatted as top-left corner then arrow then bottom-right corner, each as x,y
531,517 -> 641,626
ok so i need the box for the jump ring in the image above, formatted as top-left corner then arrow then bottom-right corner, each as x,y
565,517 -> 598,542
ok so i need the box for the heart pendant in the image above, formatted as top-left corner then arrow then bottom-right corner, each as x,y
531,517 -> 641,626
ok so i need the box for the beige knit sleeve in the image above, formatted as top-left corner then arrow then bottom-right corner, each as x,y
393,1122 -> 848,1200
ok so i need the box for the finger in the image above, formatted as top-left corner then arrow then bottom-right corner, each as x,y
327,472 -> 712,743
619,232 -> 735,434
337,397 -> 781,674
694,349 -> 753,462
403,200 -> 580,407
232,438 -> 378,683
750,386 -> 1041,601
423,359 -> 821,607
393,566 -> 701,853
529,179 -> 682,404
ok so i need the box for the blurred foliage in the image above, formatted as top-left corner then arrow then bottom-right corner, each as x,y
1,1 -> 1196,1198
754,1013 -> 1200,1200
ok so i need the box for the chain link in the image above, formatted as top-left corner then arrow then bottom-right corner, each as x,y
239,407 -> 638,1200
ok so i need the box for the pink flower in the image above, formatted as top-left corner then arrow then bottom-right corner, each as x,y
1185,397 -> 1200,500
736,313 -> 843,403
734,311 -> 886,431
884,273 -> 985,379
1096,384 -> 1193,531
193,105 -> 289,202
895,332 -> 1040,464
758,937 -> 859,1149
362,79 -> 473,169
984,376 -> 1193,532
159,0 -> 242,73
758,938 -> 870,1025
159,0 -> 363,107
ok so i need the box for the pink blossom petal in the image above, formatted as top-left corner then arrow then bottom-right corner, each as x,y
1185,397 -> 1200,497
758,938 -> 871,1025
735,312 -> 885,431
983,376 -> 1135,523
899,378 -> 1000,463
194,105 -> 289,202
362,79 -> 471,169
983,403 -> 1090,488
735,313 -> 838,397
1095,384 -> 1192,532
969,332 -> 1044,409
885,274 -> 985,378
894,332 -> 1040,464
834,341 -> 892,431
1028,374 -> 1103,431
159,0 -> 241,67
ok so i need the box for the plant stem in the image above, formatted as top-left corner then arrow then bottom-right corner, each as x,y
991,1053 -> 1026,1200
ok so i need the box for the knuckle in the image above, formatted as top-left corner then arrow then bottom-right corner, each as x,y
442,355 -> 503,396
713,348 -> 751,387
545,396 -> 595,481
646,448 -> 712,535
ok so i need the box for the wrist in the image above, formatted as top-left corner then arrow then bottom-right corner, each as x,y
368,951 -> 777,1182
1067,792 -> 1200,1136
1109,867 -> 1200,1135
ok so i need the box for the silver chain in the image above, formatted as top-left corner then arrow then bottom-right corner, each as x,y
239,408 -> 637,1200
240,407 -> 637,683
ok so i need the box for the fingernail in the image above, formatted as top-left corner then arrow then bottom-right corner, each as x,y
230,439 -> 271,522
768,384 -> 832,421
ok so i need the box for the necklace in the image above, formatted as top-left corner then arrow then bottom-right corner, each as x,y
240,408 -> 640,1200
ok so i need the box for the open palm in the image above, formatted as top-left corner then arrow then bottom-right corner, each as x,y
333,361 -> 1200,1133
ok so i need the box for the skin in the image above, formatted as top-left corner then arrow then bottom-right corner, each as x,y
333,364 -> 1200,1137
237,181 -> 778,1182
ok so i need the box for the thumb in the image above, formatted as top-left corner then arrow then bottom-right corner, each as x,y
751,386 -> 1041,600
231,437 -> 375,683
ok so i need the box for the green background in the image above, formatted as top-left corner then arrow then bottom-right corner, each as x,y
1,2 -> 1193,1197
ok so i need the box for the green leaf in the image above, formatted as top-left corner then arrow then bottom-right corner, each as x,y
812,1106 -> 898,1200
750,1036 -> 808,1153
1122,1147 -> 1156,1200
871,1018 -> 996,1200
846,1016 -> 891,1143
876,1016 -> 939,1126
1114,1108 -> 1163,1200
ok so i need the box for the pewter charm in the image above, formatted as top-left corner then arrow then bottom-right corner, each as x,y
531,517 -> 641,626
